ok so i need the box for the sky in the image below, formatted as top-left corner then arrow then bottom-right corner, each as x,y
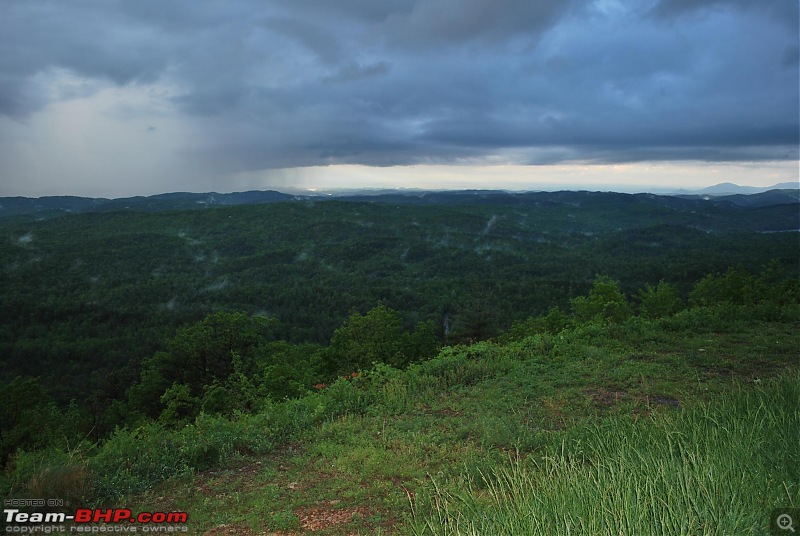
0,0 -> 797,198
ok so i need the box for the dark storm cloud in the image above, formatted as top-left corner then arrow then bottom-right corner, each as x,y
651,0 -> 796,22
0,0 -> 174,116
382,0 -> 573,46
1,0 -> 797,172
323,62 -> 391,84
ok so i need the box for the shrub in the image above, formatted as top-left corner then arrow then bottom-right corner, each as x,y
501,307 -> 570,342
689,266 -> 761,307
637,281 -> 684,319
89,424 -> 188,501
3,447 -> 90,504
420,343 -> 516,388
571,276 -> 632,324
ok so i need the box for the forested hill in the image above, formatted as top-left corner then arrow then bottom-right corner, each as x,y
0,190 -> 299,220
0,189 -> 798,439
1,187 -> 798,222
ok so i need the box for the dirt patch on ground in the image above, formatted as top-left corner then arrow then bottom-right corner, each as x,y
436,408 -> 463,417
294,504 -> 372,533
194,461 -> 268,497
202,525 -> 305,536
647,395 -> 680,407
584,387 -> 681,411
203,524 -> 257,535
584,387 -> 629,407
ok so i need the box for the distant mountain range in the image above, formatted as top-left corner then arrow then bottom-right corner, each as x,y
0,182 -> 797,221
672,182 -> 799,195
0,190 -> 299,220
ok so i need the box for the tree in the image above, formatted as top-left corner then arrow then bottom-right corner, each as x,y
400,320 -> 441,367
448,290 -> 500,343
571,276 -> 632,324
688,266 -> 760,307
159,383 -> 200,426
200,372 -> 261,416
0,377 -> 60,463
637,281 -> 683,318
163,311 -> 272,392
255,342 -> 323,401
501,307 -> 571,342
130,311 -> 273,418
325,304 -> 403,375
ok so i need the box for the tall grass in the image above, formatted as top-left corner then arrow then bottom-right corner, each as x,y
411,373 -> 799,535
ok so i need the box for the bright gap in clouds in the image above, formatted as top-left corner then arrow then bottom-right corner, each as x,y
229,161 -> 799,195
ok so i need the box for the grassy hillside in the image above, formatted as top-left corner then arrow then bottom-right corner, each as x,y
4,299 -> 797,534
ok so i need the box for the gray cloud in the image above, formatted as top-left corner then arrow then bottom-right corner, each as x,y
382,0 -> 574,47
0,0 -> 797,186
651,0 -> 796,22
0,0 -> 172,116
324,62 -> 391,84
260,17 -> 344,64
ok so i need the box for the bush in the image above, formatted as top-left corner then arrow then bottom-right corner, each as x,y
0,377 -> 62,465
500,307 -> 570,343
89,424 -> 188,501
637,281 -> 684,319
321,376 -> 375,416
420,343 -> 516,388
3,447 -> 90,504
571,276 -> 632,324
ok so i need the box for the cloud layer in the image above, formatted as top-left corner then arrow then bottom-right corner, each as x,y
1,0 -> 797,194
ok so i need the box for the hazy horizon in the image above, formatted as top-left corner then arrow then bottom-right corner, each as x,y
3,175 -> 798,201
2,162 -> 798,199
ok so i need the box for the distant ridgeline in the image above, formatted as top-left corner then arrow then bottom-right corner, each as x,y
0,190 -> 299,220
0,185 -> 798,221
0,188 -> 798,442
